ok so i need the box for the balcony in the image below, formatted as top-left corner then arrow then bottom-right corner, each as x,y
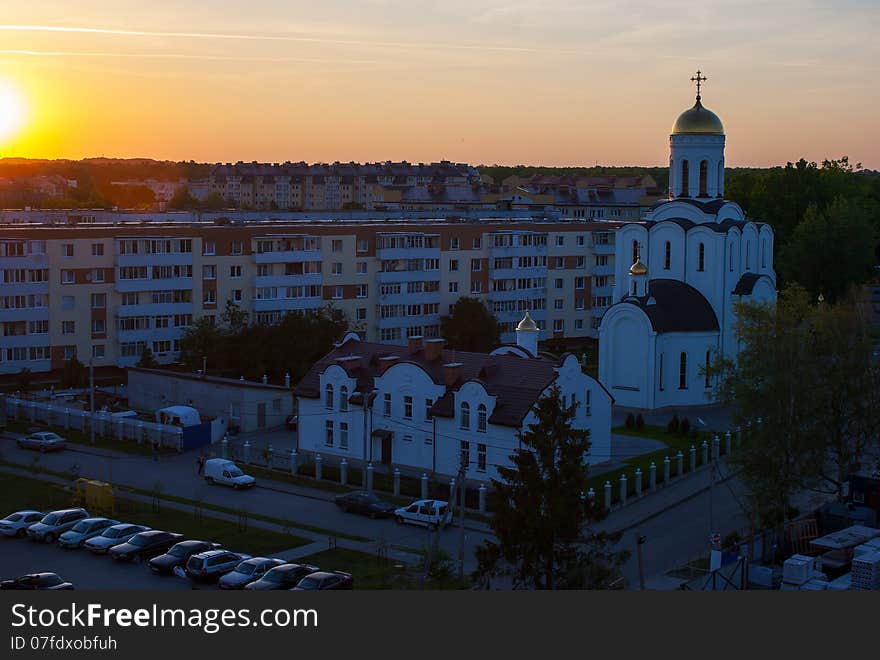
0,307 -> 49,323
376,247 -> 439,261
253,249 -> 322,264
0,253 -> 48,269
116,302 -> 193,317
490,243 -> 548,258
116,326 -> 185,344
591,241 -> 616,255
377,269 -> 439,284
115,252 -> 193,267
489,287 -> 547,301
252,297 -> 323,313
377,313 -> 440,329
255,273 -> 322,288
0,282 -> 49,296
115,277 -> 193,293
490,266 -> 547,280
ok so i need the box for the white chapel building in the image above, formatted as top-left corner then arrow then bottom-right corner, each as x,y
598,81 -> 777,410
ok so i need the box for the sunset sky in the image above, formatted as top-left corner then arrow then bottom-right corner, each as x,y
0,1 -> 877,168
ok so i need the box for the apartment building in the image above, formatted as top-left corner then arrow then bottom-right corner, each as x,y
0,218 -> 620,375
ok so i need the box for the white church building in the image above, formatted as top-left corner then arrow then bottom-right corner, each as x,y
599,79 -> 777,410
294,314 -> 613,482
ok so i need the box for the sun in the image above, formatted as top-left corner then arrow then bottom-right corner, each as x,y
0,78 -> 27,143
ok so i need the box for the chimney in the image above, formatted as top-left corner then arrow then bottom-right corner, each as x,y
443,362 -> 463,388
262,374 -> 268,384
424,338 -> 446,361
377,355 -> 399,375
284,372 -> 291,388
407,335 -> 424,355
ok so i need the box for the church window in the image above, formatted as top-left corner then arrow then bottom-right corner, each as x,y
658,353 -> 664,391
761,240 -> 766,268
698,243 -> 705,272
339,386 -> 348,412
717,162 -> 723,196
746,241 -> 751,271
699,160 -> 708,197
679,352 -> 688,389
325,384 -> 334,409
460,402 -> 470,430
680,160 -> 689,196
664,242 -> 671,270
632,282 -> 637,296
477,404 -> 487,432
584,389 -> 591,416
632,240 -> 639,265
705,351 -> 712,388
729,244 -> 734,272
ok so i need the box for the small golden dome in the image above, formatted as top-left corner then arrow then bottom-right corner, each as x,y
672,98 -> 724,135
629,259 -> 648,276
516,310 -> 538,332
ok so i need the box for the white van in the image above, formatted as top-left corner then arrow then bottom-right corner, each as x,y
393,499 -> 453,530
203,459 -> 256,490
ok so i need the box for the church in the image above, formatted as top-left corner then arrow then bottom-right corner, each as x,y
598,74 -> 777,410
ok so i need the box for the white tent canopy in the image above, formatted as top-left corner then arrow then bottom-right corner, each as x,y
156,405 -> 201,427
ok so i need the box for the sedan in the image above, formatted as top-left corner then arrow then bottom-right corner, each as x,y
17,432 -> 66,452
0,510 -> 44,538
1,573 -> 74,590
293,570 -> 353,590
84,524 -> 150,554
218,557 -> 285,589
58,517 -> 119,549
148,540 -> 222,575
245,563 -> 321,590
109,530 -> 183,562
335,491 -> 397,519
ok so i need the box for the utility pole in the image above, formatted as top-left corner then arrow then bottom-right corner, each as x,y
89,357 -> 95,445
457,459 -> 467,582
636,534 -> 647,591
202,355 -> 207,376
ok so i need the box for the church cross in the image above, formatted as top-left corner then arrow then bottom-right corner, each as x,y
691,70 -> 707,100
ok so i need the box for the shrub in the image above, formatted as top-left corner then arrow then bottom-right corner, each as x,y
679,417 -> 691,436
625,413 -> 636,429
667,414 -> 680,434
635,414 -> 645,430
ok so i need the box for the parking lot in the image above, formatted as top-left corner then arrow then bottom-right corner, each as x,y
1,535 -> 208,590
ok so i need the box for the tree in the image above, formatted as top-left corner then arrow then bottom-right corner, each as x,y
220,300 -> 249,334
15,368 -> 32,392
136,347 -> 159,369
440,297 -> 501,353
178,318 -> 224,372
474,386 -> 628,589
168,187 -> 199,210
780,197 -> 878,304
60,359 -> 87,388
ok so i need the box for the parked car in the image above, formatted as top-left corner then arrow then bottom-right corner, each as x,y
218,557 -> 285,589
393,499 -> 452,530
245,563 -> 320,590
1,573 -> 74,590
293,571 -> 353,590
0,510 -> 44,538
17,431 -> 66,452
27,508 -> 89,543
285,415 -> 298,431
83,523 -> 151,554
185,550 -> 251,583
203,459 -> 256,489
148,540 -> 222,575
335,491 -> 396,519
58,517 -> 119,549
108,530 -> 183,562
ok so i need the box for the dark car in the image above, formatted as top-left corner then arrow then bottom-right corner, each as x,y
185,550 -> 250,583
334,491 -> 396,519
245,563 -> 320,590
148,540 -> 221,575
108,530 -> 183,562
218,557 -> 285,589
1,573 -> 74,590
293,570 -> 353,590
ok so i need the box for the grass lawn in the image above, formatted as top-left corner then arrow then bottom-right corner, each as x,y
0,471 -> 307,555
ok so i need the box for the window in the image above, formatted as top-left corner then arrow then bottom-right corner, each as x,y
403,395 -> 413,419
471,259 -> 481,272
63,345 -> 77,360
460,441 -> 470,470
555,278 -> 563,289
231,241 -> 243,256
61,270 -> 75,285
575,277 -> 585,289
332,239 -> 343,253
339,422 -> 348,449
632,240 -> 639,265
62,320 -> 75,335
699,160 -> 708,196
729,244 -> 734,271
576,256 -> 586,269
91,319 -> 105,334
257,264 -> 271,277
679,352 -> 688,389
232,289 -> 242,302
325,384 -> 334,409
332,262 -> 343,275
659,353 -> 664,391
460,402 -> 470,429
425,398 -> 433,420
477,443 -> 486,472
203,240 -> 216,256
554,299 -> 563,310
698,243 -> 705,272
761,240 -> 767,268
334,385 -> 346,412
357,261 -> 367,275
202,289 -> 216,305
332,286 -> 343,300
746,241 -> 751,271
705,351 -> 712,388
91,243 -> 104,256
450,237 -> 459,250
448,282 -> 458,293
202,265 -> 216,280
554,319 -> 564,332
470,280 -> 482,294
680,160 -> 689,196
577,235 -> 585,247
575,319 -> 583,330
325,420 -> 334,447
383,393 -> 391,417
62,243 -> 74,257
664,242 -> 671,270
555,256 -> 564,269
584,389 -> 591,416
357,239 -> 369,253
477,404 -> 487,432
449,259 -> 459,272
555,235 -> 564,246
91,268 -> 105,283
356,285 -> 368,298
92,344 -> 105,359
472,237 -> 482,249
356,308 -> 367,321
91,293 -> 106,309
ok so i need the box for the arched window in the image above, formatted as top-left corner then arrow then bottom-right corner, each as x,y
680,160 -> 689,196
632,281 -> 637,296
729,243 -> 734,272
746,241 -> 751,271
477,404 -> 487,432
697,243 -> 705,272
699,160 -> 708,197
705,351 -> 712,388
679,352 -> 687,389
460,402 -> 470,430
658,352 -> 664,391
632,240 -> 639,265
664,241 -> 671,270
761,239 -> 766,268
584,389 -> 591,416
717,161 -> 723,196
339,385 -> 348,412
325,384 -> 334,409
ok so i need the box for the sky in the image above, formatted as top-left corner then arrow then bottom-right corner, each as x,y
0,1 -> 877,168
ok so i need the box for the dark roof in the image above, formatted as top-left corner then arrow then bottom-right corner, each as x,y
614,279 -> 719,334
129,367 -> 290,391
293,339 -> 569,428
732,272 -> 763,295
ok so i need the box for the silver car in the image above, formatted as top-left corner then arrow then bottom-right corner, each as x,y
27,508 -> 89,543
83,523 -> 151,554
17,432 -> 66,452
0,510 -> 44,538
58,517 -> 119,549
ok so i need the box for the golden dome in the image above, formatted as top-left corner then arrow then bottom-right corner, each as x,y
629,259 -> 648,276
516,310 -> 538,332
672,98 -> 724,135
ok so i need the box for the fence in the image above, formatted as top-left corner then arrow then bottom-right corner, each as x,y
3,395 -> 184,451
